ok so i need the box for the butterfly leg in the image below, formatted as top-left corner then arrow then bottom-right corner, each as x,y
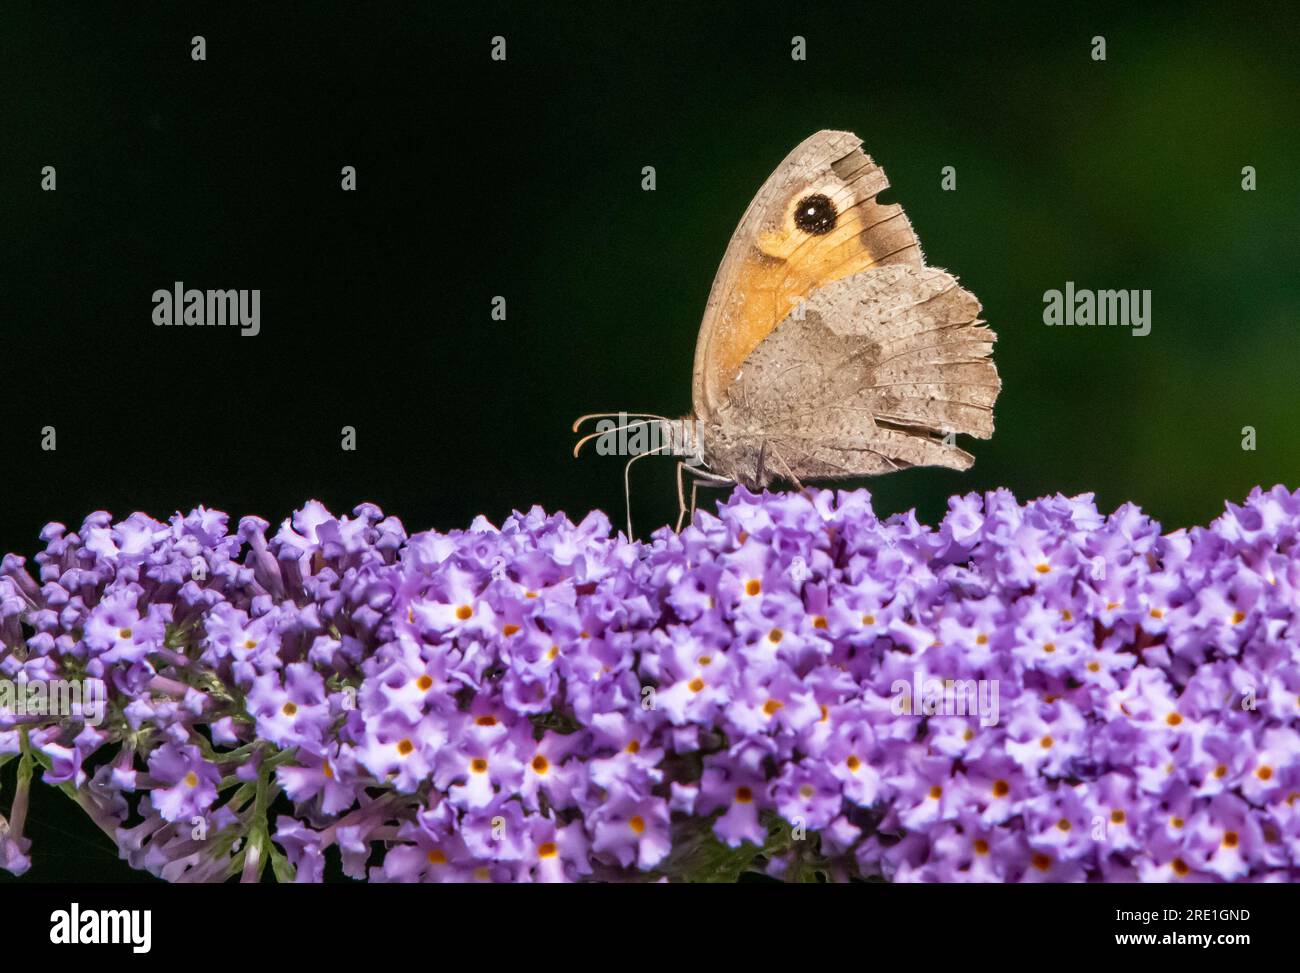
677,475 -> 710,534
768,443 -> 806,492
675,461 -> 688,533
676,465 -> 733,532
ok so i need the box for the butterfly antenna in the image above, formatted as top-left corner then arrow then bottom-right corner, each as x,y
571,412 -> 670,434
573,418 -> 663,458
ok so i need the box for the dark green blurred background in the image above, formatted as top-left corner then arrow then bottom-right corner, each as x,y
3,1 -> 1299,542
0,1 -> 1297,879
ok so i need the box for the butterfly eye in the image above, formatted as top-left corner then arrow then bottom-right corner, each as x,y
793,193 -> 837,235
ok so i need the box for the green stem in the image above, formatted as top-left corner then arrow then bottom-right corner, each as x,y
9,728 -> 34,839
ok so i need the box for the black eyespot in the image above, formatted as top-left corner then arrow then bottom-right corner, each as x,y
793,193 -> 837,235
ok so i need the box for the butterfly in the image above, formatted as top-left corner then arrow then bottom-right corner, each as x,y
576,130 -> 1000,535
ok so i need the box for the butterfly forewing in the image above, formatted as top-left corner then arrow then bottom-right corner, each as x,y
691,130 -> 923,420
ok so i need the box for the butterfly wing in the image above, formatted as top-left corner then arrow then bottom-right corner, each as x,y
691,130 -> 922,422
714,264 -> 999,482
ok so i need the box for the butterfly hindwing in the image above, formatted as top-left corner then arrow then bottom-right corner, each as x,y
714,264 -> 999,481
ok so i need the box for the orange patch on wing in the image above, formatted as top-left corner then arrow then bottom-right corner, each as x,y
707,241 -> 879,395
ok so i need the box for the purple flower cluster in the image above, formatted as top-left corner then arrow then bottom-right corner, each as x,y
2,485 -> 1299,882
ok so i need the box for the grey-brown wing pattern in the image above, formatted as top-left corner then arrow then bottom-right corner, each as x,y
715,264 -> 999,480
